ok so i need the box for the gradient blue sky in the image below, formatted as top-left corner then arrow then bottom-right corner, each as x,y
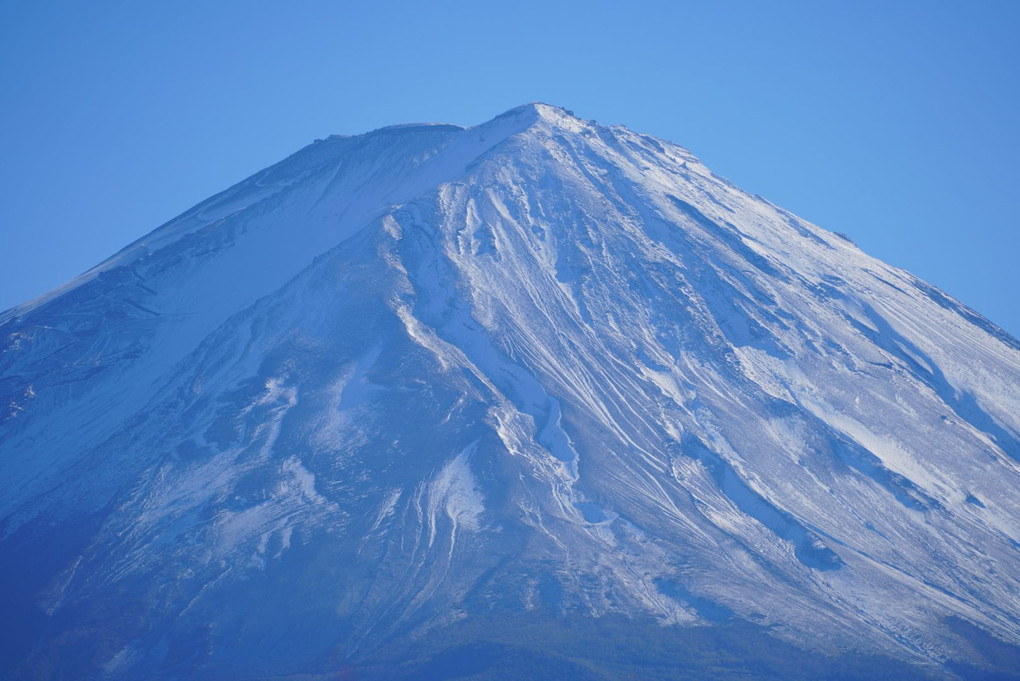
2,1 -> 1018,336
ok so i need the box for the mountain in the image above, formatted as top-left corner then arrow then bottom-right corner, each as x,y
3,103 -> 1020,680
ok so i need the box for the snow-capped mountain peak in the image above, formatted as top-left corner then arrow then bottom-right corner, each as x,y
2,105 -> 1019,680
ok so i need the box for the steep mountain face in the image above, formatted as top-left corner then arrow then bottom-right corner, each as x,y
3,104 -> 1020,679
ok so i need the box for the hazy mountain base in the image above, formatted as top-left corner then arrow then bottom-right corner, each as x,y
4,513 -> 1018,680
9,605 -> 1020,681
346,614 -> 1020,681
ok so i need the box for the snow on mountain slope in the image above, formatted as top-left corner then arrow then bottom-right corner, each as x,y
2,103 -> 1020,679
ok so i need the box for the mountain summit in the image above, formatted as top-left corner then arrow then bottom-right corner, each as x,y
3,105 -> 1020,679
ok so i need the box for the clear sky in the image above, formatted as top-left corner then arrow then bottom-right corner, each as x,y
2,1 -> 1018,336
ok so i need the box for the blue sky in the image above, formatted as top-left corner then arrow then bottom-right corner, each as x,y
2,1 -> 1018,336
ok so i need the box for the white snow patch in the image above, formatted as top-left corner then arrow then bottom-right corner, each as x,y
427,445 -> 485,552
